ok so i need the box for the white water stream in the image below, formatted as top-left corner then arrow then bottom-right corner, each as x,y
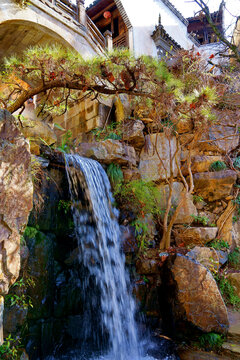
64,154 -> 159,360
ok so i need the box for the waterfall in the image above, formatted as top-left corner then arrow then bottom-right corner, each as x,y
64,154 -> 140,360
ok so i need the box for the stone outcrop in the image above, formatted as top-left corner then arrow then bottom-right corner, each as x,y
122,120 -> 145,148
175,226 -> 218,247
77,139 -> 137,166
0,110 -> 33,295
21,118 -> 57,146
139,133 -> 180,181
163,255 -> 229,333
158,182 -> 197,224
193,170 -> 237,201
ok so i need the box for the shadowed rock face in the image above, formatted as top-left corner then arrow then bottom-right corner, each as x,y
161,254 -> 229,334
0,110 -> 33,295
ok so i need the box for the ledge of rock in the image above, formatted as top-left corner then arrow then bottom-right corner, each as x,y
181,155 -> 223,175
175,226 -> 218,247
226,273 -> 240,298
139,133 -> 179,181
162,254 -> 229,334
0,110 -> 33,294
193,170 -> 237,201
77,139 -> 136,166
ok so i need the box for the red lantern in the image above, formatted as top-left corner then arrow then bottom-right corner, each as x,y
103,11 -> 111,19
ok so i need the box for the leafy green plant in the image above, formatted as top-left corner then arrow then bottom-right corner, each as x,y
5,277 -> 35,310
115,180 -> 161,218
58,130 -> 72,153
207,239 -> 230,250
91,123 -> 122,141
23,226 -> 38,239
198,332 -> 224,351
132,218 -> 149,252
209,161 -> 227,172
0,335 -> 22,359
107,163 -> 123,188
216,275 -> 240,309
191,214 -> 209,226
228,247 -> 240,269
193,195 -> 204,203
58,200 -> 72,214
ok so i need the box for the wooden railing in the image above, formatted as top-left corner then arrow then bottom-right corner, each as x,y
37,0 -> 106,50
87,17 -> 106,50
113,33 -> 128,48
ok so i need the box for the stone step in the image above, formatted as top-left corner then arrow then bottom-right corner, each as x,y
222,342 -> 240,359
228,310 -> 240,343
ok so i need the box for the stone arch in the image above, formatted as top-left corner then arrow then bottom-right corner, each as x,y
0,1 -> 100,60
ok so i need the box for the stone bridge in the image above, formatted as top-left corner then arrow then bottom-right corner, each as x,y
0,0 -> 106,61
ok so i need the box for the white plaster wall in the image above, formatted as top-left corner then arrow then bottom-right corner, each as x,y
120,0 -> 196,56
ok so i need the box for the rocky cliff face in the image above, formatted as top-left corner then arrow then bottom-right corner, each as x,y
0,110 -> 33,295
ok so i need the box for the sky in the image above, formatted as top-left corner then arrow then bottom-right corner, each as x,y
84,0 -> 240,37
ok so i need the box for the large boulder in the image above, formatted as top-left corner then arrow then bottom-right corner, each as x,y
175,226 -> 218,247
162,254 -> 229,333
139,134 -> 180,181
0,110 -> 33,294
158,182 -> 197,224
77,139 -> 136,166
193,170 -> 237,201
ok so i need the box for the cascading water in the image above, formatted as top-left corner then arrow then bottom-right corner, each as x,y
65,154 -> 143,360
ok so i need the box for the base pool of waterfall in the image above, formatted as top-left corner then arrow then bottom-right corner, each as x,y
62,154 -> 169,360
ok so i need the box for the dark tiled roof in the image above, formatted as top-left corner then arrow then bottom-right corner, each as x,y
152,23 -> 182,50
160,0 -> 188,26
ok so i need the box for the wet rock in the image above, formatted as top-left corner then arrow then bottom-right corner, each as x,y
3,305 -> 27,335
193,170 -> 237,201
226,273 -> 240,298
0,110 -> 33,294
77,139 -> 136,166
187,246 -> 220,272
139,134 -> 180,181
136,258 -> 159,274
120,225 -> 138,253
122,119 -> 145,148
158,182 -> 197,224
162,254 -> 229,333
175,226 -> 218,247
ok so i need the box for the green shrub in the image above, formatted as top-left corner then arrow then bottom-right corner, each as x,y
58,200 -> 72,214
0,335 -> 22,359
209,161 -> 227,172
23,226 -> 38,239
58,130 -> 72,153
199,332 -> 224,351
207,239 -> 230,250
107,163 -> 123,188
114,179 -> 161,219
191,214 -> 209,226
228,247 -> 240,269
216,275 -> 240,309
92,123 -> 122,141
193,195 -> 204,203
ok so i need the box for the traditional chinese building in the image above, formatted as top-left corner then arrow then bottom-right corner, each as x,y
86,0 -> 198,58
